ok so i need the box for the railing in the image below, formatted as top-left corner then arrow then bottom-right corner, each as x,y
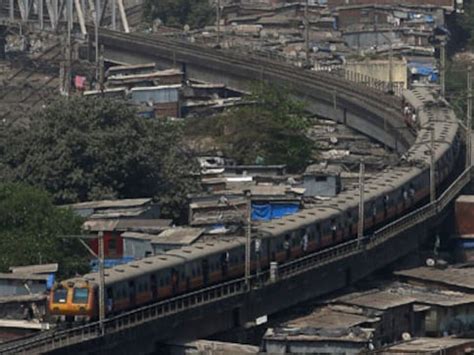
1,167 -> 472,354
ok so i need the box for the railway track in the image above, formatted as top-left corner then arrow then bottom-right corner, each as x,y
97,28 -> 412,151
0,28 -> 464,354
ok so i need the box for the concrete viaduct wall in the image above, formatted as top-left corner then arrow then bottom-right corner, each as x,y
57,212 -> 439,355
101,38 -> 413,153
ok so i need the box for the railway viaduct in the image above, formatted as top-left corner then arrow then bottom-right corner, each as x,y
0,28 -> 472,354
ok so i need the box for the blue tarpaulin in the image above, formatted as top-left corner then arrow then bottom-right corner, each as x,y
90,256 -> 135,272
46,274 -> 55,290
252,203 -> 299,221
458,240 -> 474,249
408,62 -> 438,82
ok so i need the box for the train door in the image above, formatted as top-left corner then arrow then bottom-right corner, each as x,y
330,219 -> 337,244
128,280 -> 136,308
221,252 -> 229,278
106,287 -> 113,313
150,274 -> 158,299
315,223 -> 321,249
202,259 -> 209,285
265,239 -> 271,266
284,234 -> 291,261
171,268 -> 179,294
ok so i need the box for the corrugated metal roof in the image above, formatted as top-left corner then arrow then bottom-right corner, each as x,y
154,227 -> 205,245
9,263 -> 58,274
67,198 -> 152,210
395,266 -> 474,290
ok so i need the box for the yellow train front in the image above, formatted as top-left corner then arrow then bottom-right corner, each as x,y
49,280 -> 97,322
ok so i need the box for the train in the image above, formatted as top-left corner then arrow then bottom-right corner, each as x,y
49,87 -> 462,322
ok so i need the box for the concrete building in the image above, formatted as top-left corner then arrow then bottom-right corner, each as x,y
262,306 -> 378,354
120,228 -> 205,256
302,164 -> 342,197
0,264 -> 57,297
343,58 -> 408,91
454,196 -> 474,261
336,291 -> 417,346
327,0 -> 456,10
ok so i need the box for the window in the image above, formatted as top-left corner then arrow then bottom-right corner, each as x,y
72,288 -> 89,304
109,237 -> 117,254
53,289 -> 68,304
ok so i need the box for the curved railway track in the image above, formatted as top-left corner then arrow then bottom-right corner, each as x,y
98,28 -> 413,150
0,28 -> 467,354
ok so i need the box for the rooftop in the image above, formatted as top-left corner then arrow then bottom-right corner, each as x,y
456,195 -> 474,203
83,218 -> 172,233
381,337 -> 474,353
337,290 -> 416,310
286,306 -> 377,330
395,266 -> 474,291
66,198 -> 152,210
153,227 -> 205,246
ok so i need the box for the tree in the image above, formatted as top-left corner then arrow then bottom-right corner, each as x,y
0,183 -> 88,277
458,0 -> 474,49
1,96 -> 198,221
185,84 -> 315,172
144,0 -> 214,29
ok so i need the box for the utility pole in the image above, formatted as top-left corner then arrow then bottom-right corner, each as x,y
111,0 -> 116,30
245,190 -> 252,288
216,0 -> 221,47
388,41 -> 393,94
95,0 -> 100,83
99,45 -> 105,93
467,66 -> 472,170
98,231 -> 105,335
440,41 -> 446,97
304,0 -> 310,67
65,0 -> 72,96
430,126 -> 436,203
358,160 -> 365,244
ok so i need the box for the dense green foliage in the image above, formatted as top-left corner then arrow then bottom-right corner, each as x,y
0,183 -> 88,277
185,84 -> 315,172
1,97 -> 198,220
458,0 -> 474,49
144,0 -> 214,29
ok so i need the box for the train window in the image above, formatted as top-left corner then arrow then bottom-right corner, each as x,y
72,288 -> 89,304
192,269 -> 196,277
53,288 -> 68,304
144,283 -> 149,291
299,229 -> 305,238
159,279 -> 164,287
165,276 -> 170,285
197,266 -> 201,275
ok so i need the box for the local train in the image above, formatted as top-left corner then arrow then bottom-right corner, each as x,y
49,88 -> 462,322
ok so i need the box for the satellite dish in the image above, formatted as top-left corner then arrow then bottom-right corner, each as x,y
402,332 -> 412,341
426,258 -> 436,267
